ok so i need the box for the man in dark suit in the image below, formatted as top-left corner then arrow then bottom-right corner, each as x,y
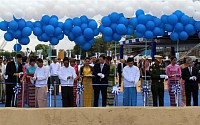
117,59 -> 126,87
182,57 -> 199,106
5,54 -> 23,107
93,55 -> 110,107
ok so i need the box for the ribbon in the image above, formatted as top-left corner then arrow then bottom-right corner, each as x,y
111,85 -> 120,95
76,84 -> 84,95
141,85 -> 150,95
171,84 -> 181,95
49,85 -> 54,94
13,83 -> 21,95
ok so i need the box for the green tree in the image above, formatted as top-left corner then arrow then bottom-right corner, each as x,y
35,44 -> 49,58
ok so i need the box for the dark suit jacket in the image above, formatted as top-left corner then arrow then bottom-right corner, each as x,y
182,66 -> 199,85
117,63 -> 126,74
6,61 -> 23,84
93,63 -> 110,85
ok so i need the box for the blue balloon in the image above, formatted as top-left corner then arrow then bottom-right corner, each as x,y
113,33 -> 122,41
41,15 -> 50,24
9,21 -> 18,30
34,21 -> 42,28
173,10 -> 184,20
180,15 -> 189,25
63,29 -> 70,36
174,23 -> 184,32
75,35 -> 86,46
153,27 -> 161,36
58,22 -> 63,30
64,21 -> 72,31
127,27 -> 134,35
185,24 -> 195,34
179,31 -> 188,40
118,17 -> 129,26
50,37 -> 59,45
146,21 -> 155,30
18,37 -> 30,45
80,15 -> 88,24
135,31 -> 143,38
136,9 -> 144,17
116,24 -> 127,35
33,27 -> 42,36
138,14 -> 147,24
18,19 -> 26,29
167,14 -> 178,25
170,32 -> 179,41
0,21 -> 8,31
99,25 -> 105,32
73,17 -> 81,26
84,28 -> 94,40
88,39 -> 95,45
188,18 -> 195,25
88,20 -> 97,30
37,35 -> 43,41
51,15 -> 58,20
72,26 -> 82,36
110,23 -> 117,32
129,17 -> 138,28
54,27 -> 62,36
22,27 -> 32,37
41,33 -> 50,42
153,18 -> 161,27
49,17 -> 58,27
146,14 -> 154,21
13,44 -> 22,52
13,30 -> 21,39
136,24 -> 146,34
110,12 -> 120,23
103,27 -> 113,36
165,24 -> 174,32
195,22 -> 200,31
4,32 -> 14,41
144,31 -> 154,40
93,28 -> 99,36
68,32 -> 75,41
81,42 -> 92,50
198,32 -> 200,39
103,36 -> 112,42
57,33 -> 64,40
81,23 -> 88,31
161,15 -> 168,24
101,16 -> 111,27
26,21 -> 34,28
45,25 -> 55,35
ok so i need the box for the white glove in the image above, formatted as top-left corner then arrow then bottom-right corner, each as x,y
193,76 -> 197,81
97,73 -> 102,77
160,75 -> 165,78
101,74 -> 105,78
189,77 -> 194,80
164,75 -> 168,79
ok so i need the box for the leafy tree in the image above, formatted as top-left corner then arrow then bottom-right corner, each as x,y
35,44 -> 49,58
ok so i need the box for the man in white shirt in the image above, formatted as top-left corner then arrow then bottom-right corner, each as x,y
123,58 -> 140,106
59,57 -> 77,107
50,58 -> 60,95
34,58 -> 49,108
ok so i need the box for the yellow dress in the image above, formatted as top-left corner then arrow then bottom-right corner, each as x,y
82,67 -> 93,107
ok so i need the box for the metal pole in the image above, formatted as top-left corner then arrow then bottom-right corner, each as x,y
54,81 -> 56,107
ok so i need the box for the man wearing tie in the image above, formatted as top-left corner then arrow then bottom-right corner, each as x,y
93,55 -> 110,107
182,57 -> 199,106
117,59 -> 126,87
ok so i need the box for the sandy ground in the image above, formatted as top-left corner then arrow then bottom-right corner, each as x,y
0,107 -> 200,125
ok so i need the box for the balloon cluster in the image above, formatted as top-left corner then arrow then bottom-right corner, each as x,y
162,10 -> 198,41
0,16 -> 33,51
133,9 -> 165,40
100,12 -> 132,42
63,15 -> 99,50
34,15 -> 64,45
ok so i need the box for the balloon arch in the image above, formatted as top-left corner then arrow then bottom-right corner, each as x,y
0,9 -> 200,52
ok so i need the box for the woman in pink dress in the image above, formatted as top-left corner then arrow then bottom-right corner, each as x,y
166,56 -> 181,106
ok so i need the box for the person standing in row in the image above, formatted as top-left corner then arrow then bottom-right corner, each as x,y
182,57 -> 199,106
59,57 -> 77,107
0,57 -> 5,104
80,57 -> 93,107
34,58 -> 49,108
123,58 -> 140,106
117,59 -> 126,87
166,56 -> 181,106
93,55 -> 110,107
5,54 -> 23,107
50,58 -> 60,95
149,59 -> 165,107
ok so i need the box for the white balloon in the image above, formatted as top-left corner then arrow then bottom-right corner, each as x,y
193,11 -> 200,21
1,12 -> 13,21
123,7 -> 134,18
14,9 -> 24,19
184,6 -> 195,17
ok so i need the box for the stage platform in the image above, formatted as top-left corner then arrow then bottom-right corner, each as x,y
0,107 -> 200,125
